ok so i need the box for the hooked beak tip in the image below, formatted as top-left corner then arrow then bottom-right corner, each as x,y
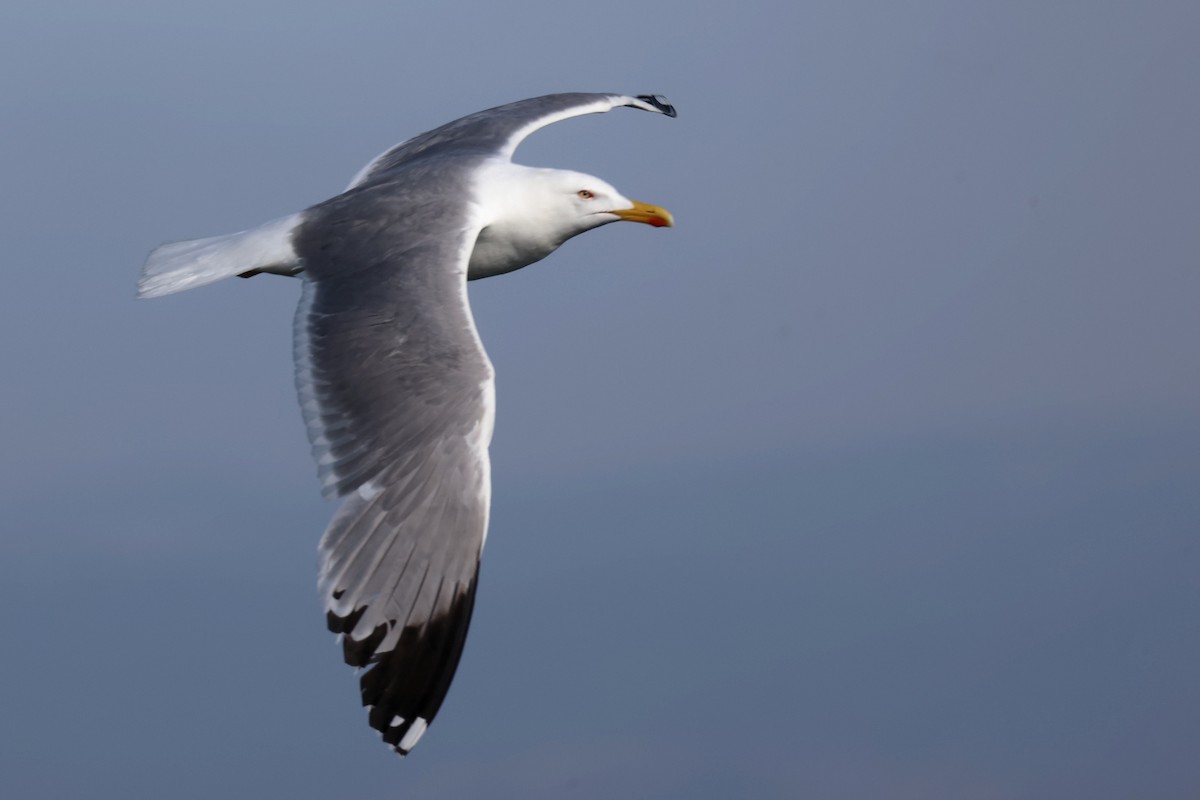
612,200 -> 674,228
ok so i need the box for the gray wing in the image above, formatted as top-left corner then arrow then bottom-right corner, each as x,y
292,162 -> 494,755
347,92 -> 676,189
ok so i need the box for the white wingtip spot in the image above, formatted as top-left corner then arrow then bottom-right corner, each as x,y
357,480 -> 384,501
389,715 -> 406,727
399,717 -> 428,751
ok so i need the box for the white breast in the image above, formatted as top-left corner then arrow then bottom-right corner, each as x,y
466,161 -> 576,280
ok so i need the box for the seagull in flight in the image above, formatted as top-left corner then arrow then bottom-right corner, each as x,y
138,92 -> 676,755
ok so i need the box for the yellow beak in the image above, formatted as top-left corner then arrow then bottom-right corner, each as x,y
611,200 -> 674,228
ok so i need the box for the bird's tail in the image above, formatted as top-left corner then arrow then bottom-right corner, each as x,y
137,212 -> 304,299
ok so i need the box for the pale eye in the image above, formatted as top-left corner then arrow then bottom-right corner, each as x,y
577,189 -> 595,200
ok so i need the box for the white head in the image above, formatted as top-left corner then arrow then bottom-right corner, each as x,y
468,163 -> 673,279
507,167 -> 673,247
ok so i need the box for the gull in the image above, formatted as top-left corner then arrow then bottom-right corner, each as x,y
138,92 -> 676,755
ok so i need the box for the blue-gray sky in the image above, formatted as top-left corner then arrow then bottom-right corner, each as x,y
2,2 -> 1198,798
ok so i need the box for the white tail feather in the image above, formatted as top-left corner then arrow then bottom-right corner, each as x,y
137,213 -> 304,299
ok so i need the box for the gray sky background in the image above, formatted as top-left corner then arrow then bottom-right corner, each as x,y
2,1 -> 1198,798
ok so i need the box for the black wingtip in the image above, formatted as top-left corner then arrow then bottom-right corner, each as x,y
635,94 -> 677,118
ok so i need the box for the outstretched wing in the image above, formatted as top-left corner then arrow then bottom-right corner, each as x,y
347,92 -> 676,189
292,160 -> 494,755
